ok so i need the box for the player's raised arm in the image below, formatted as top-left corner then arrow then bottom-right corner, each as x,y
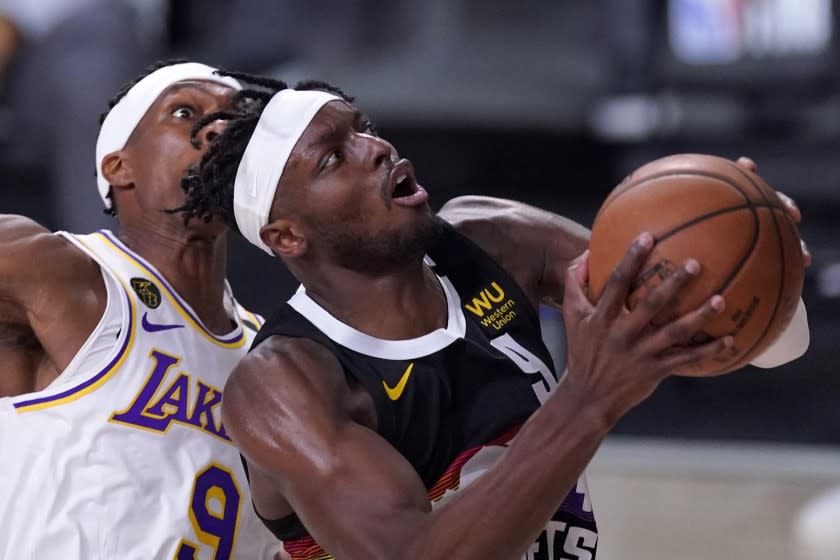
438,195 -> 590,309
0,214 -> 105,394
224,236 -> 731,560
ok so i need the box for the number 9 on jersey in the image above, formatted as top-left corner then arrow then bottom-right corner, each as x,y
176,463 -> 242,560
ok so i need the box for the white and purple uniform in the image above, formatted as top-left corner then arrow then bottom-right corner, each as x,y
0,230 -> 280,559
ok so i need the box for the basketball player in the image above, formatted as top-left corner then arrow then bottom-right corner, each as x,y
0,61 -> 282,558
177,76 -> 809,560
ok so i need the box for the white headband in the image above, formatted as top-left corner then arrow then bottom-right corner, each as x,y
95,62 -> 242,209
233,89 -> 341,255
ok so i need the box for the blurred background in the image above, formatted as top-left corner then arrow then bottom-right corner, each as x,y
0,0 -> 837,557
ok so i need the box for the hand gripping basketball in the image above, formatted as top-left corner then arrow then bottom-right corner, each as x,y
587,154 -> 806,375
561,235 -> 733,424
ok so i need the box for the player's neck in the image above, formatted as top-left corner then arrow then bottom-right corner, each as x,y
302,260 -> 447,340
116,225 -> 234,334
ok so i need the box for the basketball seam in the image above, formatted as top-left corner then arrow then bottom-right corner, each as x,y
703,207 -> 790,375
654,204 -> 765,303
727,160 -> 775,203
607,168 -> 785,221
610,170 -> 751,208
656,207 -> 781,375
655,203 -> 780,244
702,162 -> 792,374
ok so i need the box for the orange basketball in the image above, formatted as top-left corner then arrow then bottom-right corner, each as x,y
588,154 -> 805,375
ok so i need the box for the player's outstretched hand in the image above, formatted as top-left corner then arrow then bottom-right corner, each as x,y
560,233 -> 734,424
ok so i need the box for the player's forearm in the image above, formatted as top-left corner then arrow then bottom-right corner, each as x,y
536,213 -> 590,308
403,379 -> 609,560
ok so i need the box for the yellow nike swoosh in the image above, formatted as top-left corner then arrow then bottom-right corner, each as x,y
383,362 -> 414,401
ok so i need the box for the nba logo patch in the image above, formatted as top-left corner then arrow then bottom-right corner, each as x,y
130,277 -> 162,309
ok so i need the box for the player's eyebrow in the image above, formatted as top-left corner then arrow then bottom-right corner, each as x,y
309,123 -> 342,150
305,106 -> 364,152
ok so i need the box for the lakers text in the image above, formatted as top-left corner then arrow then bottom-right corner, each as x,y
110,349 -> 230,442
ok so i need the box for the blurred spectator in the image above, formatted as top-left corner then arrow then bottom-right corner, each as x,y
2,0 -> 166,231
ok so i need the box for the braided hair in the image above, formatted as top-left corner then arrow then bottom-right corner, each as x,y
97,59 -> 191,216
174,72 -> 352,231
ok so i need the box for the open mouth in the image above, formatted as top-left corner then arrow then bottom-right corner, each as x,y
389,160 -> 419,199
387,159 -> 429,207
393,173 -> 416,198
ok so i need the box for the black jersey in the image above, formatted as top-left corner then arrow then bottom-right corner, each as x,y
251,222 -> 598,560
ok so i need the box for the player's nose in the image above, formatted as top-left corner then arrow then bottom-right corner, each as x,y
361,134 -> 395,171
194,119 -> 226,150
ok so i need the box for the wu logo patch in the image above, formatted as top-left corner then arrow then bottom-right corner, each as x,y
130,277 -> 162,309
464,282 -> 506,317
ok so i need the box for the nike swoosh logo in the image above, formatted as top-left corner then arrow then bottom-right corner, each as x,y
383,362 -> 414,401
141,312 -> 185,333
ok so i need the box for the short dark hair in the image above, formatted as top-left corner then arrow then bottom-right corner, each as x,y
97,59 -> 191,216
173,71 -> 352,231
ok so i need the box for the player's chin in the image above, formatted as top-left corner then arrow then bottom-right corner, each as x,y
401,206 -> 443,242
390,205 -> 434,235
183,213 -> 228,237
392,198 -> 433,221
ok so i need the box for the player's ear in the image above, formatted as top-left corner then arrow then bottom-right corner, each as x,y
260,219 -> 307,258
100,151 -> 135,191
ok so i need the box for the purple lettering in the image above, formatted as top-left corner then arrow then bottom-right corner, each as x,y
111,350 -> 180,430
110,350 -> 231,443
187,381 -> 228,440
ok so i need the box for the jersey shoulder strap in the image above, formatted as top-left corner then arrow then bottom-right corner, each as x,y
251,300 -> 338,352
426,220 -> 541,324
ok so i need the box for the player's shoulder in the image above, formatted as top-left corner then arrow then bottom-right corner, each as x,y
241,335 -> 341,388
0,215 -> 98,279
234,336 -> 347,398
224,336 -> 350,440
252,298 -> 332,349
223,336 -> 356,487
438,196 -> 514,234
436,196 -> 516,260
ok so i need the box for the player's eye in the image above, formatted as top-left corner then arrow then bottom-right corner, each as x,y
361,120 -> 377,136
172,106 -> 195,119
323,149 -> 342,170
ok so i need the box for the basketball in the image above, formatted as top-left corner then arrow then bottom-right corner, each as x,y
587,154 -> 805,375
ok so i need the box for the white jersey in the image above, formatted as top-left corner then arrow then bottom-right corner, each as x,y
0,230 -> 281,559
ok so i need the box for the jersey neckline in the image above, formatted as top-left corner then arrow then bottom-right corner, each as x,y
287,272 -> 467,360
95,229 -> 245,347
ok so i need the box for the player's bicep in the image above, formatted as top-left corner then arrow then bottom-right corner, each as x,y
222,338 -> 433,560
0,216 -> 49,294
282,418 -> 433,559
0,215 -> 99,305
